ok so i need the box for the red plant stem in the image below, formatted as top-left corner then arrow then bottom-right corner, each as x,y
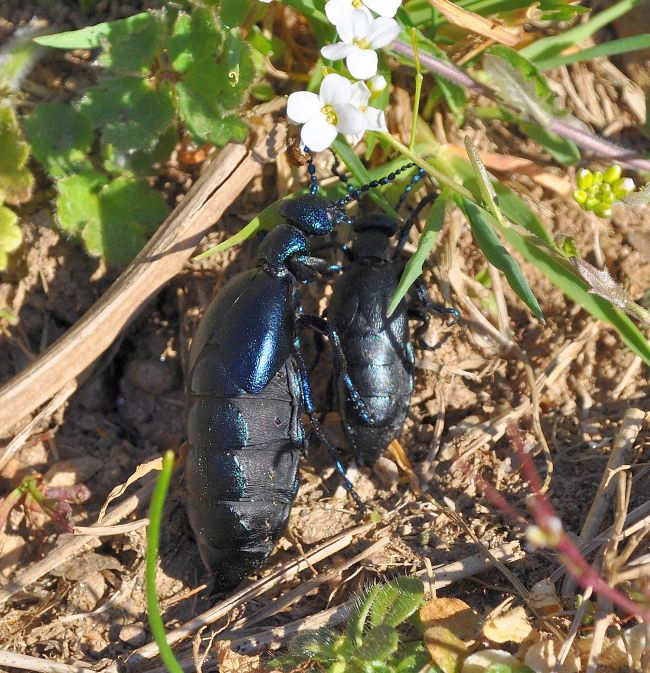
390,40 -> 650,173
506,424 -> 650,621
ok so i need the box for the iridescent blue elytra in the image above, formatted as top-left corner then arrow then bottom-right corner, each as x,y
185,194 -> 340,591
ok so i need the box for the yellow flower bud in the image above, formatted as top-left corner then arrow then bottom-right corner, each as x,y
593,203 -> 612,218
603,164 -> 622,184
576,168 -> 593,190
592,171 -> 603,185
572,189 -> 588,205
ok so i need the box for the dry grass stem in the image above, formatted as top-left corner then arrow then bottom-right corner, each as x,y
0,650 -> 94,673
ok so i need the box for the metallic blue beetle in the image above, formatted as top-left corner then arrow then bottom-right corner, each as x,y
185,194 -> 368,590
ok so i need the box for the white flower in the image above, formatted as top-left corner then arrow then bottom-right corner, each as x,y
286,74 -> 367,152
321,11 -> 400,80
325,0 -> 401,24
367,74 -> 387,94
349,81 -> 387,143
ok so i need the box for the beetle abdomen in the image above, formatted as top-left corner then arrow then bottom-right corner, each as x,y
186,358 -> 305,590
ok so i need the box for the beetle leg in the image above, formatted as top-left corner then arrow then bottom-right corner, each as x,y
395,189 -> 440,256
298,313 -> 376,426
293,347 -> 367,513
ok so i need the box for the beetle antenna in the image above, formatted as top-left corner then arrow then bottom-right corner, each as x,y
304,147 -> 320,195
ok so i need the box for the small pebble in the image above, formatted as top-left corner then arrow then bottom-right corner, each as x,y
119,624 -> 147,647
372,456 -> 399,488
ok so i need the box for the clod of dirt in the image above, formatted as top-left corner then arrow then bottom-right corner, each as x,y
372,456 -> 400,488
51,552 -> 122,581
125,359 -> 177,395
66,571 -> 106,613
118,624 -> 147,647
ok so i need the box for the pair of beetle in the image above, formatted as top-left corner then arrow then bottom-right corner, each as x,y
185,163 -> 453,591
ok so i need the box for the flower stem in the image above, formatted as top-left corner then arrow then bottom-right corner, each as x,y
390,40 -> 650,173
376,131 -> 473,199
409,29 -> 423,153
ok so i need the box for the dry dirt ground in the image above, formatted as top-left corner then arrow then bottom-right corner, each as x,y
0,3 -> 649,673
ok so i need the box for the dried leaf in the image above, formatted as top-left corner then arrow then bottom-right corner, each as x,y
216,640 -> 264,673
428,0 -> 519,46
423,626 -> 468,673
569,258 -> 630,310
528,579 -> 561,614
462,649 -> 528,673
483,54 -> 551,127
97,455 -> 162,521
483,606 -> 533,644
524,640 -> 580,673
600,624 -> 647,669
386,439 -> 421,494
420,597 -> 480,641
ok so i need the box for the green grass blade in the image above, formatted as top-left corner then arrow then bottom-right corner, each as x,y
535,34 -> 650,69
388,192 -> 447,316
520,0 -> 640,61
146,450 -> 184,673
458,196 -> 544,320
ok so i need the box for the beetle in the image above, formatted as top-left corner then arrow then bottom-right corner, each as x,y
327,194 -> 457,466
185,193 -> 374,590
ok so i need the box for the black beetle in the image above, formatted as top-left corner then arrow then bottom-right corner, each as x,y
328,197 -> 456,467
185,193 -> 373,590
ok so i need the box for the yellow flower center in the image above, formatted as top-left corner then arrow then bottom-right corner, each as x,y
352,0 -> 364,7
321,104 -> 338,125
353,37 -> 371,49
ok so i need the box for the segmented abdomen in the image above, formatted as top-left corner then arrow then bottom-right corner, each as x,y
186,358 -> 305,590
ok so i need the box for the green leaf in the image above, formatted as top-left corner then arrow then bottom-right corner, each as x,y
0,205 -> 22,271
34,11 -> 160,65
56,172 -> 108,237
176,77 -> 248,145
98,11 -> 162,72
0,24 -> 47,93
79,77 -> 175,154
389,192 -> 447,316
348,584 -> 382,647
168,9 -> 222,73
56,173 -> 167,265
370,576 -> 424,629
520,0 -> 641,62
288,629 -> 337,661
355,625 -> 399,662
457,197 -> 544,320
392,642 -> 432,673
221,0 -> 249,29
105,123 -> 178,176
535,34 -> 650,70
24,102 -> 93,177
0,107 -> 33,205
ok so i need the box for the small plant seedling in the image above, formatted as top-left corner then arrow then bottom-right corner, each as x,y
0,473 -> 91,534
271,576 -> 426,673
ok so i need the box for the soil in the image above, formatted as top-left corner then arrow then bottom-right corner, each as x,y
0,4 -> 649,673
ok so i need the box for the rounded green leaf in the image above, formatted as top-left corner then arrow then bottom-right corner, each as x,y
97,11 -> 163,72
168,9 -> 222,73
0,204 -> 22,254
56,172 -> 107,237
79,77 -> 175,154
288,628 -> 337,660
370,577 -> 424,629
355,625 -> 399,662
0,107 -> 33,205
24,102 -> 93,177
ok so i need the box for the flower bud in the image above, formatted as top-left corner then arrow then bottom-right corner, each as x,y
592,170 -> 603,185
572,189 -> 588,205
613,177 -> 635,199
603,164 -> 622,184
576,168 -> 593,190
593,203 -> 612,218
585,196 -> 599,210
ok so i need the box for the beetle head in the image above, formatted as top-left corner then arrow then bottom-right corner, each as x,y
279,194 -> 336,237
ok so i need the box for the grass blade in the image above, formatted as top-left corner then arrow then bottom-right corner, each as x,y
535,34 -> 650,70
388,192 -> 447,316
146,450 -> 184,673
457,196 -> 544,321
520,0 -> 641,62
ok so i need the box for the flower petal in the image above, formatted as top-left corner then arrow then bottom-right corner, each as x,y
348,9 -> 371,40
363,0 -> 401,17
346,48 -> 378,79
325,0 -> 352,25
286,91 -> 322,124
334,104 -> 367,135
301,116 -> 338,152
319,73 -> 353,106
350,81 -> 371,107
367,16 -> 400,48
321,42 -> 355,61
368,74 -> 387,93
363,106 -> 387,132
